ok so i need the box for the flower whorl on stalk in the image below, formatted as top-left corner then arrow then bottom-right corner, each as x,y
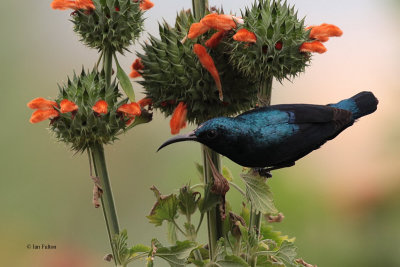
134,10 -> 258,133
51,0 -> 154,53
28,69 -> 151,152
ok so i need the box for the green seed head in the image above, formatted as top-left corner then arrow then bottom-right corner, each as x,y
72,0 -> 144,53
51,69 -> 130,152
228,0 -> 311,82
139,10 -> 258,124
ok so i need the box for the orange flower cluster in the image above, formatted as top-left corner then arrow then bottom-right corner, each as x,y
205,31 -> 226,48
92,100 -> 108,114
233,28 -> 257,43
170,102 -> 187,135
117,102 -> 141,125
51,0 -> 154,11
188,13 -> 242,43
28,97 -> 145,125
300,23 -> 343,54
27,98 -> 59,124
193,44 -> 223,101
130,58 -> 144,78
51,0 -> 95,11
138,0 -> 154,11
60,99 -> 78,113
137,97 -> 152,108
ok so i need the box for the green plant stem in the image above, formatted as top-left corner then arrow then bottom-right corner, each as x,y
196,213 -> 204,234
172,219 -> 186,236
201,145 -> 222,261
192,0 -> 219,262
103,47 -> 113,87
248,77 -> 273,266
192,0 -> 208,20
91,143 -> 120,266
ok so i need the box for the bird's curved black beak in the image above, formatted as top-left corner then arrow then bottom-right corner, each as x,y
157,131 -> 198,151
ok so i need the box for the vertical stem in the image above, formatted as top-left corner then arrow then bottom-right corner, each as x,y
91,143 -> 120,265
192,0 -> 208,20
201,145 -> 222,261
257,76 -> 273,107
248,76 -> 273,267
103,47 -> 113,88
192,0 -> 218,262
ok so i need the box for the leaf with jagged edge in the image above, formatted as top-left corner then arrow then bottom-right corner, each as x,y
255,240 -> 300,267
198,183 -> 221,214
216,255 -> 250,267
240,171 -> 277,214
147,186 -> 179,226
152,239 -> 197,267
112,230 -> 150,266
178,185 -> 200,216
210,239 -> 250,267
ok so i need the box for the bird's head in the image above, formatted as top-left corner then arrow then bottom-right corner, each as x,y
158,117 -> 236,152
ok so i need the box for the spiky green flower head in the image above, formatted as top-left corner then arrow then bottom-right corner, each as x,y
138,10 -> 258,125
228,0 -> 311,82
72,0 -> 144,53
50,68 -> 142,152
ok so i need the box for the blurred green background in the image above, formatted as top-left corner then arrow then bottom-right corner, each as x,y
1,0 -> 399,266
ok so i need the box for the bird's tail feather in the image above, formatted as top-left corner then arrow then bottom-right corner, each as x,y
329,91 -> 378,119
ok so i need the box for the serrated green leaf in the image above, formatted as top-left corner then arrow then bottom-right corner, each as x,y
129,244 -> 151,255
260,224 -> 294,247
147,186 -> 179,226
240,171 -> 277,214
178,185 -> 200,216
153,240 -> 197,267
216,255 -> 250,267
112,230 -> 150,266
198,184 -> 221,214
256,241 -> 299,267
222,166 -> 234,182
114,55 -> 135,101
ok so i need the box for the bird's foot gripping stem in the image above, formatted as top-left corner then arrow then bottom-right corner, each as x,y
254,168 -> 272,178
255,162 -> 296,178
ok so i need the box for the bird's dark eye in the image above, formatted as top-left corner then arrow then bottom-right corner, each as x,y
206,130 -> 218,139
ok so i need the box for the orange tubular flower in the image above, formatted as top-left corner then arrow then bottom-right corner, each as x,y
130,58 -> 144,78
117,102 -> 141,125
30,109 -> 60,124
27,97 -> 58,110
193,44 -> 223,101
138,98 -> 152,108
60,99 -> 79,113
307,23 -> 343,42
92,100 -> 108,114
130,70 -> 141,78
170,102 -> 187,135
205,31 -> 226,48
233,28 -> 257,43
300,41 -> 327,54
200,14 -> 237,31
132,58 -> 144,70
51,0 -> 95,11
188,22 -> 210,39
139,0 -> 154,11
117,103 -> 141,116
